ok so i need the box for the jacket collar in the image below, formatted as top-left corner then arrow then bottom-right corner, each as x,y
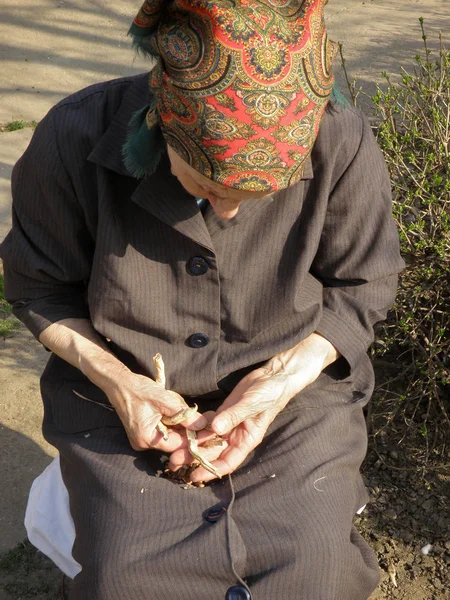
87,73 -> 150,177
131,152 -> 215,252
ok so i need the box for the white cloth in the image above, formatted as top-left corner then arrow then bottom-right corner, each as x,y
24,455 -> 82,578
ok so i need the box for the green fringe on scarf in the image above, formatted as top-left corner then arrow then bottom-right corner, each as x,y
330,83 -> 350,107
122,104 -> 166,179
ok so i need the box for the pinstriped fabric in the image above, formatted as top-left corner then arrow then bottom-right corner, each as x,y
0,74 -> 405,598
0,74 -> 405,407
53,423 -> 246,598
45,374 -> 379,599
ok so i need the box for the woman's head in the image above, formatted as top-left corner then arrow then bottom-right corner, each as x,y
130,0 -> 336,194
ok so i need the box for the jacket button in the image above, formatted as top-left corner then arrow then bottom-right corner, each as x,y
225,585 -> 251,600
188,333 -> 209,348
205,506 -> 227,523
187,256 -> 209,276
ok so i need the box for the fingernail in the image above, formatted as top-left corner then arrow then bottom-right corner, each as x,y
199,414 -> 208,426
194,415 -> 208,429
214,418 -> 228,435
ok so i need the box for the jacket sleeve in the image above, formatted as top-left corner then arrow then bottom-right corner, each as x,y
312,111 -> 405,374
0,110 -> 94,341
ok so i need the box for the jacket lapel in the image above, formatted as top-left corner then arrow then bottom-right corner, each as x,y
87,74 -> 150,177
86,75 -> 214,251
131,153 -> 215,252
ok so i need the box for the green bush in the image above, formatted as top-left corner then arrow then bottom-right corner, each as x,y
342,20 -> 449,469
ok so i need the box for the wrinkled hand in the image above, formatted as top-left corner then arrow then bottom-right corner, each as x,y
169,366 -> 299,482
105,372 -> 207,453
169,333 -> 339,482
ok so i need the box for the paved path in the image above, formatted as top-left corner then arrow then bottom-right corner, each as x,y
0,0 -> 449,553
1,0 -> 447,125
2,0 -> 448,238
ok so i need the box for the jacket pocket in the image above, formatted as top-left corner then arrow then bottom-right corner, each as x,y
41,357 -> 122,434
54,379 -> 122,433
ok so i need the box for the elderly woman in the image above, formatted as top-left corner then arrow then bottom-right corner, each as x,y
0,0 -> 404,598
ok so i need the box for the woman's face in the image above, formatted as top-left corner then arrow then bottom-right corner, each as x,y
167,145 -> 272,219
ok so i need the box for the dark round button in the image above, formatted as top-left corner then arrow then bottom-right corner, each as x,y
187,256 -> 209,276
187,333 -> 209,348
225,585 -> 251,600
205,506 -> 227,523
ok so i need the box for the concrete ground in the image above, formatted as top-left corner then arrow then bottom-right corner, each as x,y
0,0 -> 449,555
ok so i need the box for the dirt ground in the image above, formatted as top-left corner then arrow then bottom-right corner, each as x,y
1,0 -> 449,598
359,456 -> 449,600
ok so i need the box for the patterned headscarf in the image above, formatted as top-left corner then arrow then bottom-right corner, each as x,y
129,0 -> 337,190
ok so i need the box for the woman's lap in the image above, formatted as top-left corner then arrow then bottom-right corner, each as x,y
44,384 -> 380,600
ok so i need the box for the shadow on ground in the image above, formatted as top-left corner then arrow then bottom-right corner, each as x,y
0,425 -> 53,555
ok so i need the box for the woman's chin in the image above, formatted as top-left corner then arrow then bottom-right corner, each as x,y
208,197 -> 241,219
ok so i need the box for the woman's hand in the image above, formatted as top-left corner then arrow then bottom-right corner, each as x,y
105,372 -> 208,453
38,318 -> 208,454
168,369 -> 295,479
169,333 -> 340,482
39,319 -> 339,466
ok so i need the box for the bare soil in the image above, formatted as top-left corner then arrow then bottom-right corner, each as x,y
359,451 -> 449,600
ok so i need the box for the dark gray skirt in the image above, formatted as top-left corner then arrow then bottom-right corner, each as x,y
43,374 -> 380,600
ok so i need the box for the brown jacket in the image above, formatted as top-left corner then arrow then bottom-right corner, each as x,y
0,74 -> 404,434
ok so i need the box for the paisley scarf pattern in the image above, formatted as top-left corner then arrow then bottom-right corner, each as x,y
130,0 -> 337,190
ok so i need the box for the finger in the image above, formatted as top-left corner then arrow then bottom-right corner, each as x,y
157,397 -> 208,431
194,427 -> 223,443
202,410 -> 217,422
143,390 -> 208,430
212,379 -> 287,435
178,410 -> 208,431
169,440 -> 228,471
189,442 -> 251,483
196,410 -> 217,429
190,412 -> 275,482
151,387 -> 195,419
127,419 -> 189,453
149,428 -> 190,453
212,397 -> 265,435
